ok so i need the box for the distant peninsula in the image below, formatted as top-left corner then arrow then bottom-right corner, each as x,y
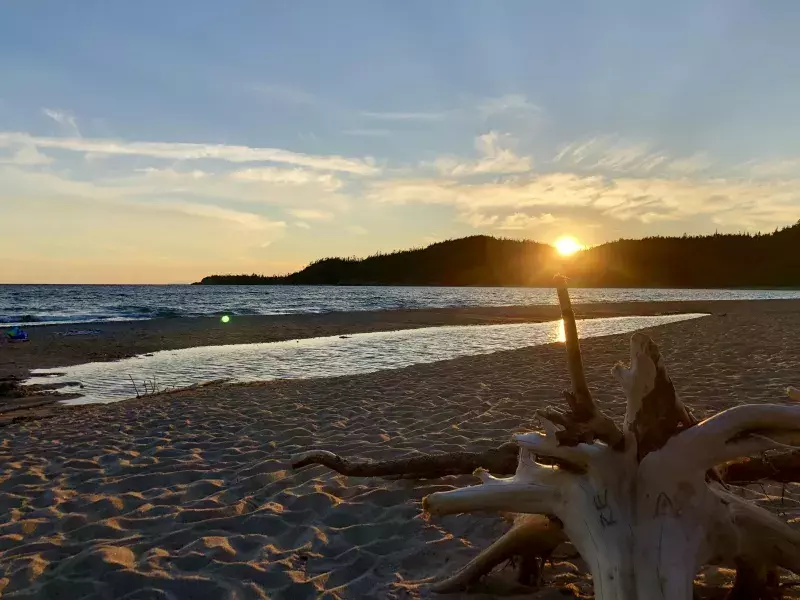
196,221 -> 800,288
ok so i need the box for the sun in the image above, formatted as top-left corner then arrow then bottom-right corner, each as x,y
554,236 -> 584,256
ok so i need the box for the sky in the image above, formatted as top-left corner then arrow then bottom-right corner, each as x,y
2,1 -> 799,283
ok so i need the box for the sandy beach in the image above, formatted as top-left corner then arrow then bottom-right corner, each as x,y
2,300 -> 800,598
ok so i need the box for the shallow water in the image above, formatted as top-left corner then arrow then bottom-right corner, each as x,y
2,283 -> 796,326
30,314 -> 708,405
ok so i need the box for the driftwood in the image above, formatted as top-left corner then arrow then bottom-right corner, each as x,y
292,443 -> 800,487
292,443 -> 519,479
429,514 -> 563,593
292,278 -> 800,598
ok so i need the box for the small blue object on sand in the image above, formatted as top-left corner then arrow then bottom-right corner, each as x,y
5,326 -> 29,342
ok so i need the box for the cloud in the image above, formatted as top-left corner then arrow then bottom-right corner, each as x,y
1,161 -> 288,234
0,143 -> 52,166
230,167 -> 342,190
368,171 -> 800,231
432,131 -> 532,176
496,212 -> 556,230
744,158 -> 800,179
294,221 -> 311,229
42,108 -> 81,136
102,166 -> 353,212
155,201 -> 287,231
461,210 -> 554,231
476,94 -> 542,119
665,153 -> 713,175
287,208 -> 334,220
0,132 -> 379,175
362,94 -> 541,124
0,161 -> 314,237
347,225 -> 368,235
554,136 -> 716,178
554,136 -> 668,173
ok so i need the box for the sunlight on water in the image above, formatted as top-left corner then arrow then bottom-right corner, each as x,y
557,318 -> 566,343
31,314 -> 708,405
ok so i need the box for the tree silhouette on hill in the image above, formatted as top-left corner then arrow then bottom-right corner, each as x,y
197,220 -> 800,288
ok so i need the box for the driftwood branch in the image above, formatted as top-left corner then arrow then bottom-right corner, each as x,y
721,452 -> 800,484
555,277 -> 591,415
430,514 -> 563,593
293,444 -> 800,487
291,443 -> 519,478
551,275 -> 624,448
614,332 -> 696,459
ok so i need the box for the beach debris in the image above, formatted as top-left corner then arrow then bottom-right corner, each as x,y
3,326 -> 29,342
294,276 -> 800,598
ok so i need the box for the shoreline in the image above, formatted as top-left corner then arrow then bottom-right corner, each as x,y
5,298 -> 796,378
2,299 -> 798,427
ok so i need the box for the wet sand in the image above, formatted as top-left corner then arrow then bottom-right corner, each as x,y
1,301 -> 799,597
3,299 -> 793,378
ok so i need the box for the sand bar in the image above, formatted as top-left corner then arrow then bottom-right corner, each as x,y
3,299 -> 795,378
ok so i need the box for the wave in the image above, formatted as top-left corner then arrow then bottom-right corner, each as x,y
117,306 -> 184,319
0,307 -> 270,326
0,314 -> 150,327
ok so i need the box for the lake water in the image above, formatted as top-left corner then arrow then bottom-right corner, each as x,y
1,284 -> 797,326
30,314 -> 708,404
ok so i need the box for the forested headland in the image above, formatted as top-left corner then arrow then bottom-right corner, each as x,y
197,221 -> 800,288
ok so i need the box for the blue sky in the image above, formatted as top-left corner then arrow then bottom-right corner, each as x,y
2,1 -> 799,282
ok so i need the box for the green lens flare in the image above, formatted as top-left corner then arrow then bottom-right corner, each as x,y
221,315 -> 231,323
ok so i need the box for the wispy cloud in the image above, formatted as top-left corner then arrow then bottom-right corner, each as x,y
432,131 -> 532,176
476,94 -> 542,119
362,94 -> 542,124
744,158 -> 800,178
42,108 -> 81,137
0,143 -> 52,166
554,136 -> 667,173
369,171 -> 800,231
496,212 -> 555,230
665,152 -> 713,175
553,135 -> 714,177
230,167 -> 342,189
156,201 -> 287,231
2,161 -> 288,233
0,132 -> 379,175
108,165 -> 353,212
461,211 -> 554,230
287,208 -> 334,220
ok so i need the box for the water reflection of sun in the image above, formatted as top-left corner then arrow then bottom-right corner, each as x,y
556,319 -> 566,343
554,236 -> 584,256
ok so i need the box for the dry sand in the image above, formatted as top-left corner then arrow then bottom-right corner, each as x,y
1,301 -> 799,598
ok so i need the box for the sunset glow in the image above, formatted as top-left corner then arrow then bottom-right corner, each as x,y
554,236 -> 584,256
